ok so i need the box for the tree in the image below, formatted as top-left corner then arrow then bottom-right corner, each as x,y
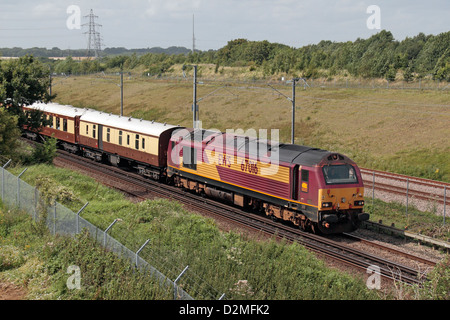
0,108 -> 20,157
0,55 -> 55,132
0,55 -> 54,107
403,65 -> 414,82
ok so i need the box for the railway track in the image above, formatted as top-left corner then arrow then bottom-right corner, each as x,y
54,150 -> 438,287
360,168 -> 449,207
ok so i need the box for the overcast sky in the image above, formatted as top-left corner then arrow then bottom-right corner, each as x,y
0,0 -> 448,51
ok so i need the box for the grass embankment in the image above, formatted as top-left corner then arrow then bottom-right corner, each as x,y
1,164 -> 380,300
52,70 -> 449,182
2,164 -> 449,300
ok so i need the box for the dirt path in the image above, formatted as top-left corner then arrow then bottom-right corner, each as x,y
0,282 -> 27,300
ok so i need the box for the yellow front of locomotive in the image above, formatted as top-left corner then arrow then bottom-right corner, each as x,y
317,161 -> 369,234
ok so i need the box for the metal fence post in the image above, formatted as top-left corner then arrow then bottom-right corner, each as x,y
76,202 -> 89,234
104,218 -> 122,248
2,160 -> 12,202
136,239 -> 150,268
174,266 -> 189,300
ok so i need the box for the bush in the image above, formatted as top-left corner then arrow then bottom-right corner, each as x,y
29,137 -> 57,165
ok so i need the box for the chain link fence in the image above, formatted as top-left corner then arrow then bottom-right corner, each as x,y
0,163 -> 196,300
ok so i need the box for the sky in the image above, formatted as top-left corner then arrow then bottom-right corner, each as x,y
0,0 -> 448,51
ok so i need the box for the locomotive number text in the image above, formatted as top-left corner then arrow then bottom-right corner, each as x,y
241,159 -> 258,175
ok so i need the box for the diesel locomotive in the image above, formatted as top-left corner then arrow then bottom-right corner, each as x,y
23,102 -> 369,234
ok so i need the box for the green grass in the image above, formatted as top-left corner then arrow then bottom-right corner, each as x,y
2,164 -> 450,299
4,164 -> 383,300
365,199 -> 450,241
0,206 -> 174,300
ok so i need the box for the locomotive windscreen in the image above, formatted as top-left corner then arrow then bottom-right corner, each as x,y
322,164 -> 358,185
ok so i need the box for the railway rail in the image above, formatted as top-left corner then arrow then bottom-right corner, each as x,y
54,150 -> 438,287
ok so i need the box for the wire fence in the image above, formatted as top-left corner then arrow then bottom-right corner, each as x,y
52,71 -> 450,91
0,162 -> 207,300
365,171 -> 448,225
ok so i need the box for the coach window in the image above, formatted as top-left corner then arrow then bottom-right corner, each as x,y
49,115 -> 53,128
56,117 -> 60,130
127,135 -> 130,146
135,134 -> 140,150
106,128 -> 111,142
93,125 -> 96,139
86,124 -> 89,135
142,137 -> 145,150
63,119 -> 68,132
118,131 -> 123,145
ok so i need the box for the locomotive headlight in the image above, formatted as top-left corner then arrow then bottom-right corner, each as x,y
322,202 -> 333,208
354,200 -> 365,206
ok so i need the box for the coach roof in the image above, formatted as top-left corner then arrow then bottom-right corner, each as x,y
80,108 -> 179,137
27,102 -> 88,118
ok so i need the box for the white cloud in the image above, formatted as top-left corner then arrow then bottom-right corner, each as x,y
145,0 -> 202,18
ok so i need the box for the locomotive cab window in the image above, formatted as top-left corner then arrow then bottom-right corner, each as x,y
323,164 -> 358,185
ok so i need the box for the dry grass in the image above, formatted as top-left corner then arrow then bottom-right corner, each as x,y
52,70 -> 450,182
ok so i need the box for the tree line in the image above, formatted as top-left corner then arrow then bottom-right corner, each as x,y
43,30 -> 449,81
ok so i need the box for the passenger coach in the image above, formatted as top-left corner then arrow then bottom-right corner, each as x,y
23,102 -> 87,152
78,109 -> 179,180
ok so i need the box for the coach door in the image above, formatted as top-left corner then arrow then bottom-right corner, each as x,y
98,124 -> 103,150
74,116 -> 80,143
